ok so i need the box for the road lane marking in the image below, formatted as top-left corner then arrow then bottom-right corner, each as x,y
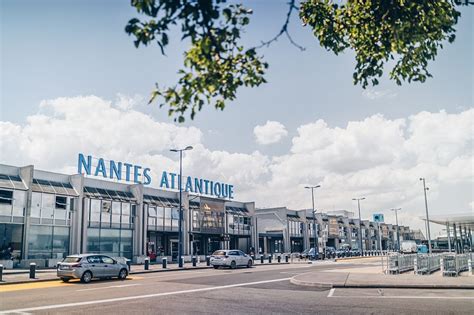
0,281 -> 76,293
0,277 -> 141,293
0,277 -> 292,313
76,283 -> 141,292
327,288 -> 335,297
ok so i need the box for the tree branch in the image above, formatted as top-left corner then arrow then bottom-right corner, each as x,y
254,0 -> 305,51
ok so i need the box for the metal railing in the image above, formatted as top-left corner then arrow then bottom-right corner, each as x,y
414,254 -> 441,275
386,253 -> 416,274
442,253 -> 471,277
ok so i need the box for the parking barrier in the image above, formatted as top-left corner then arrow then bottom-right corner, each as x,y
415,254 -> 441,275
0,264 -> 3,282
442,254 -> 470,277
144,258 -> 149,270
126,260 -> 131,271
29,263 -> 36,279
285,255 -> 289,263
206,256 -> 210,266
260,255 -> 264,264
387,253 -> 416,274
277,255 -> 281,263
268,255 -> 272,264
162,257 -> 167,268
192,256 -> 197,267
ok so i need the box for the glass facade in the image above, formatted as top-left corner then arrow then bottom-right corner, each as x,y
0,223 -> 23,259
191,199 -> 225,234
0,189 -> 26,219
288,220 -> 303,237
227,213 -> 251,235
86,198 -> 134,259
28,191 -> 75,259
28,225 -> 69,259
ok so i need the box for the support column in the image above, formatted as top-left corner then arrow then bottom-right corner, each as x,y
446,223 -> 452,252
130,184 -> 144,260
19,165 -> 34,260
263,236 -> 267,255
69,174 -> 85,255
463,226 -> 468,252
459,225 -> 464,253
453,223 -> 458,254
469,228 -> 473,251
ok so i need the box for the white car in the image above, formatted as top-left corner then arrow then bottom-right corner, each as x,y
210,250 -> 253,269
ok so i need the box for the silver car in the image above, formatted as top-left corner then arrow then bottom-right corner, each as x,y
210,250 -> 253,269
57,254 -> 129,283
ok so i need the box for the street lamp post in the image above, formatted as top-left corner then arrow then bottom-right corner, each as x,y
419,178 -> 432,255
391,208 -> 401,252
305,185 -> 320,259
352,197 -> 365,256
170,146 -> 193,268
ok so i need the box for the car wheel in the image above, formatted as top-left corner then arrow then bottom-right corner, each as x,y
81,271 -> 93,284
60,277 -> 70,283
230,261 -> 236,269
247,260 -> 252,268
213,265 -> 219,269
118,268 -> 128,280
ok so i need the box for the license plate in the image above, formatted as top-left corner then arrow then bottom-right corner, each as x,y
61,265 -> 70,270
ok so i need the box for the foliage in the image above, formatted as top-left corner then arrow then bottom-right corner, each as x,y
126,0 -> 466,121
300,0 -> 461,88
126,0 -> 267,122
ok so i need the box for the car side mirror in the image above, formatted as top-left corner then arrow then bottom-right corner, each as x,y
113,260 -> 117,264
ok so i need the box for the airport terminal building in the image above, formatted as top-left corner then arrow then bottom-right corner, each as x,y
0,162 -> 256,267
0,156 -> 421,268
255,207 -> 421,254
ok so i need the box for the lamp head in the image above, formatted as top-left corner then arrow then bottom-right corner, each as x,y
184,146 -> 193,151
170,149 -> 178,152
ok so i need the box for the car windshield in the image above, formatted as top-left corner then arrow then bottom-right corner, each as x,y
212,250 -> 227,256
63,256 -> 81,263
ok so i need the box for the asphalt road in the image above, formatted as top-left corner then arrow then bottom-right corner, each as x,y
1,262 -> 473,314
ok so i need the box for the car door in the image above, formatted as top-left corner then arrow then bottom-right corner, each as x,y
238,251 -> 247,266
86,255 -> 106,278
100,255 -> 118,277
228,251 -> 239,265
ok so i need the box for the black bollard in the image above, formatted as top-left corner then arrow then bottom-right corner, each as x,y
0,264 -> 3,282
126,260 -> 131,271
29,263 -> 36,279
268,255 -> 272,264
260,255 -> 264,264
277,255 -> 281,263
192,256 -> 197,267
285,255 -> 289,263
162,257 -> 167,269
144,258 -> 149,270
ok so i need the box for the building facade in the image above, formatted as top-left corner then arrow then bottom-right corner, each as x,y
255,207 -> 419,254
0,164 -> 257,267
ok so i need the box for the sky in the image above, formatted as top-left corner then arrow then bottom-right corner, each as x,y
1,0 -> 473,236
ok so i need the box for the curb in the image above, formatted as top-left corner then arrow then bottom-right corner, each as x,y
0,262 -> 290,285
290,276 -> 474,290
334,256 -> 382,262
290,277 -> 333,289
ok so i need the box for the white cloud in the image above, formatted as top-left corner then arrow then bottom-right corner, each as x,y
1,96 -> 472,235
362,89 -> 397,100
253,120 -> 288,145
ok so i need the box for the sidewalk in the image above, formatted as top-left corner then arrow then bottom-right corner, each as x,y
0,261 -> 290,285
290,269 -> 474,289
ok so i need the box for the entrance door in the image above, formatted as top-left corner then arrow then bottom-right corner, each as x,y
170,240 -> 179,261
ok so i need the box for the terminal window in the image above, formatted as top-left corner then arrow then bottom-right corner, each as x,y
0,190 -> 13,204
